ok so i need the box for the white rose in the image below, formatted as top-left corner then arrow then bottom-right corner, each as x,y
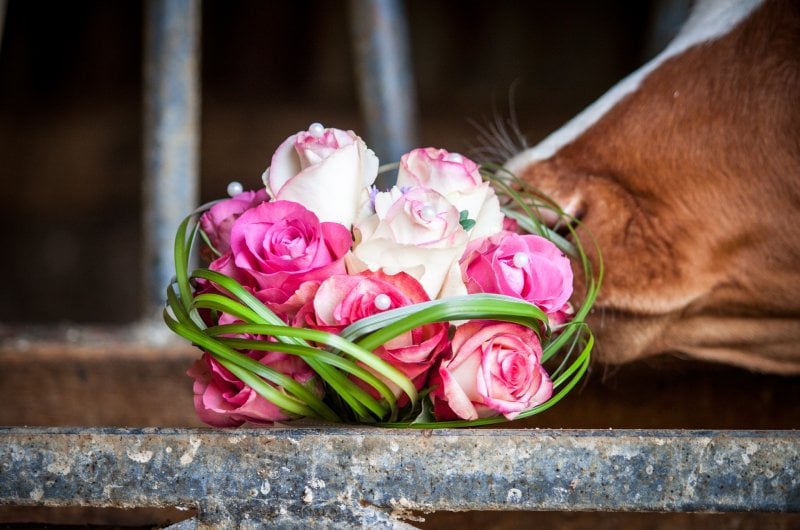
348,186 -> 468,299
396,147 -> 503,240
264,124 -> 379,228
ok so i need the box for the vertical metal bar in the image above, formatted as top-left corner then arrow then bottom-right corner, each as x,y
0,0 -> 7,53
143,0 -> 200,319
349,0 -> 418,188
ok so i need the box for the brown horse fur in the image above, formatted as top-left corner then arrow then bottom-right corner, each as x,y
506,0 -> 800,373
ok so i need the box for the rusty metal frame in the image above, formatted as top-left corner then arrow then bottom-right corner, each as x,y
139,0 -> 418,315
0,0 -> 7,53
349,0 -> 418,189
142,0 -> 201,319
1,428 -> 798,528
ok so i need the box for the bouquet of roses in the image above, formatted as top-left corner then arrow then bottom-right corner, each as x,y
164,124 -> 600,428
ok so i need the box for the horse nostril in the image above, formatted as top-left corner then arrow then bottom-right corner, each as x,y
540,194 -> 585,237
562,194 -> 585,221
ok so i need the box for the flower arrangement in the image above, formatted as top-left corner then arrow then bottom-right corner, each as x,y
164,124 -> 601,428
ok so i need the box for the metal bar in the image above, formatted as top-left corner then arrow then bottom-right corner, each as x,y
349,0 -> 417,188
0,0 -> 7,53
142,0 -> 201,320
1,428 -> 798,528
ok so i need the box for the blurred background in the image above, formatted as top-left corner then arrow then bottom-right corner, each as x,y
0,0 -> 663,324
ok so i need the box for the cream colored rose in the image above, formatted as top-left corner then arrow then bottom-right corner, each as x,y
348,186 -> 468,299
396,147 -> 503,241
264,124 -> 379,228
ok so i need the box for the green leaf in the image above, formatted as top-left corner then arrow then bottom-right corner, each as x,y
410,396 -> 435,425
198,227 -> 223,258
459,209 -> 477,231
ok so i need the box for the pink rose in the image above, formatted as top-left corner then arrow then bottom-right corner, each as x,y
199,189 -> 269,254
349,186 -> 469,299
502,216 -> 520,233
461,232 -> 574,315
207,250 -> 257,289
228,200 -> 352,302
265,125 -> 379,227
302,270 -> 448,402
269,280 -> 322,325
396,147 -> 503,240
430,321 -> 553,421
548,303 -> 575,327
187,351 -> 322,427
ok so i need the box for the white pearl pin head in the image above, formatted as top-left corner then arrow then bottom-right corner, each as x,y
420,204 -> 437,221
227,181 -> 244,197
308,122 -> 325,138
513,252 -> 529,268
374,294 -> 392,311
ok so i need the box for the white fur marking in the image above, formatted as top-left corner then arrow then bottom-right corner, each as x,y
504,0 -> 764,173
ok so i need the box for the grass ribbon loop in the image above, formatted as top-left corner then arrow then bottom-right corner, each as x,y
346,294 -> 548,353
218,336 -> 399,411
163,310 -> 337,421
189,268 -> 413,420
207,322 -> 416,411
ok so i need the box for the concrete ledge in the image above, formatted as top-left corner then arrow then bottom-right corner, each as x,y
1,428 -> 798,528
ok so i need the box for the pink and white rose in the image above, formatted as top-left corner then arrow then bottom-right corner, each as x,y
265,125 -> 379,227
396,147 -> 503,240
461,232 -> 574,315
430,321 -> 552,421
187,351 -> 323,427
349,186 -> 469,299
227,200 -> 352,303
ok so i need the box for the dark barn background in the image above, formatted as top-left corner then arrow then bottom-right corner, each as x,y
1,2 -> 798,528
0,0 -> 659,324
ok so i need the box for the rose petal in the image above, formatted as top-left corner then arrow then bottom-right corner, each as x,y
267,128 -> 378,227
267,133 -> 302,197
438,366 -> 480,420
